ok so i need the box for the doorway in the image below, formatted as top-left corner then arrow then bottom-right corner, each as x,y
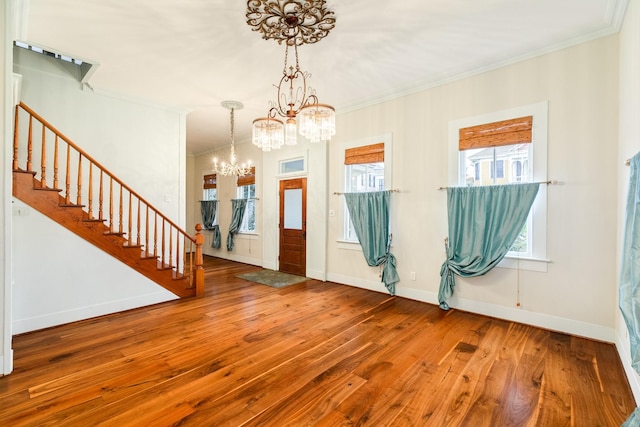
279,178 -> 307,276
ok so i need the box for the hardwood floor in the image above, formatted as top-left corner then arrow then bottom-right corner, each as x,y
0,256 -> 635,426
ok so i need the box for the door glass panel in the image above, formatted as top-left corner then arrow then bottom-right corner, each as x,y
284,188 -> 302,229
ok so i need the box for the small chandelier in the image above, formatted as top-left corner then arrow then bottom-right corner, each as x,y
246,0 -> 336,151
213,101 -> 252,177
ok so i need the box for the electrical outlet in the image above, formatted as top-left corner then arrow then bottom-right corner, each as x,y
12,206 -> 29,216
410,272 -> 416,281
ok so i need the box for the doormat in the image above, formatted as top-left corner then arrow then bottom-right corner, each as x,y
236,269 -> 307,288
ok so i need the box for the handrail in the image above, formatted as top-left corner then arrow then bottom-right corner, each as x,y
13,102 -> 203,295
16,102 -> 194,243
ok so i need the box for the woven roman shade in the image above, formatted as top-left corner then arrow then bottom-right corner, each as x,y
203,174 -> 216,189
344,142 -> 384,165
236,167 -> 256,187
459,116 -> 532,151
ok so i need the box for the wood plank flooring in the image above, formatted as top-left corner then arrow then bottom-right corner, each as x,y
0,256 -> 635,426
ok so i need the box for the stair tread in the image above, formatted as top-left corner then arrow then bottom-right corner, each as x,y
34,187 -> 62,192
13,169 -> 36,175
59,203 -> 86,208
122,243 -> 143,249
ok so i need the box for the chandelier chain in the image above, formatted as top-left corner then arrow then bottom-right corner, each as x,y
230,107 -> 235,145
213,101 -> 252,177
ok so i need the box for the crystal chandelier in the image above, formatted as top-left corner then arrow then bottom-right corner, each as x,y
246,0 -> 336,151
213,101 -> 252,177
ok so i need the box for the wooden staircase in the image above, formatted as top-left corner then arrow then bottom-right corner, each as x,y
12,102 -> 204,298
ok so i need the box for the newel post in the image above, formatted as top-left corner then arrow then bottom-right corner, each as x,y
194,224 -> 205,296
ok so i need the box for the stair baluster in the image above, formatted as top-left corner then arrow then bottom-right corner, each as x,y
40,124 -> 46,188
53,135 -> 59,190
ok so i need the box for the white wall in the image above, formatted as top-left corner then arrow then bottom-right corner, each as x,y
2,0 -> 14,375
327,36 -> 620,341
617,0 -> 640,403
11,47 -> 187,333
262,140 -> 328,280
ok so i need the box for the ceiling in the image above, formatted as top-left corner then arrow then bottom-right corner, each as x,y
17,0 -> 628,155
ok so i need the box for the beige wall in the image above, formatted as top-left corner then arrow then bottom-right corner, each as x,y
617,0 -> 640,402
189,141 -> 264,265
190,34 -> 622,343
328,35 -> 619,339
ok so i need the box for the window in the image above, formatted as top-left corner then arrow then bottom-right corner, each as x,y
449,102 -> 548,270
237,167 -> 256,233
203,173 -> 217,201
202,173 -> 218,226
344,142 -> 385,242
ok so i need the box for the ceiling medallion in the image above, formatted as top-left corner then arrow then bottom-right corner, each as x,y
246,0 -> 336,46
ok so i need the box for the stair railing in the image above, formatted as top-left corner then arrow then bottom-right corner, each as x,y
13,102 -> 204,296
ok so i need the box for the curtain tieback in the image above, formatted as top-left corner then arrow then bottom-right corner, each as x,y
381,252 -> 399,296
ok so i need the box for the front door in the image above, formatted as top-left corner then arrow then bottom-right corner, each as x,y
279,178 -> 306,276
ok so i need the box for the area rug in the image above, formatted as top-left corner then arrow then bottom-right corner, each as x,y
236,269 -> 307,288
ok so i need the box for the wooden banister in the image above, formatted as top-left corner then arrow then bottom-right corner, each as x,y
16,102 -> 190,238
194,224 -> 205,297
12,102 -> 203,296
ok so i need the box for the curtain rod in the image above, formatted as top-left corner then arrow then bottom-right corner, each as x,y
625,159 -> 631,166
199,198 -> 260,202
437,180 -> 557,191
333,189 -> 401,195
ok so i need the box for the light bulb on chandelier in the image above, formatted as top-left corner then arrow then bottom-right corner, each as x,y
246,0 -> 336,152
212,101 -> 252,177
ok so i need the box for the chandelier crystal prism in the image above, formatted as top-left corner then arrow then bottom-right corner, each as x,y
246,0 -> 336,151
213,101 -> 253,177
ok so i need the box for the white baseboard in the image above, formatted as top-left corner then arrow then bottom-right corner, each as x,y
262,261 -> 277,270
1,349 -> 13,376
202,249 -> 262,268
616,330 -> 640,404
327,273 -> 616,343
306,268 -> 326,281
12,291 -> 177,334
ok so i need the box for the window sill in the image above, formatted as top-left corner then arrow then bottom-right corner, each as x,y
337,239 -> 361,251
236,232 -> 259,240
498,255 -> 550,273
336,240 -> 395,252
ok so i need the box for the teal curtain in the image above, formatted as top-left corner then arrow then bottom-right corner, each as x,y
621,153 -> 640,372
200,200 -> 217,230
623,407 -> 640,427
344,191 -> 399,295
211,225 -> 221,249
439,183 -> 540,310
227,198 -> 247,251
621,153 -> 640,427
